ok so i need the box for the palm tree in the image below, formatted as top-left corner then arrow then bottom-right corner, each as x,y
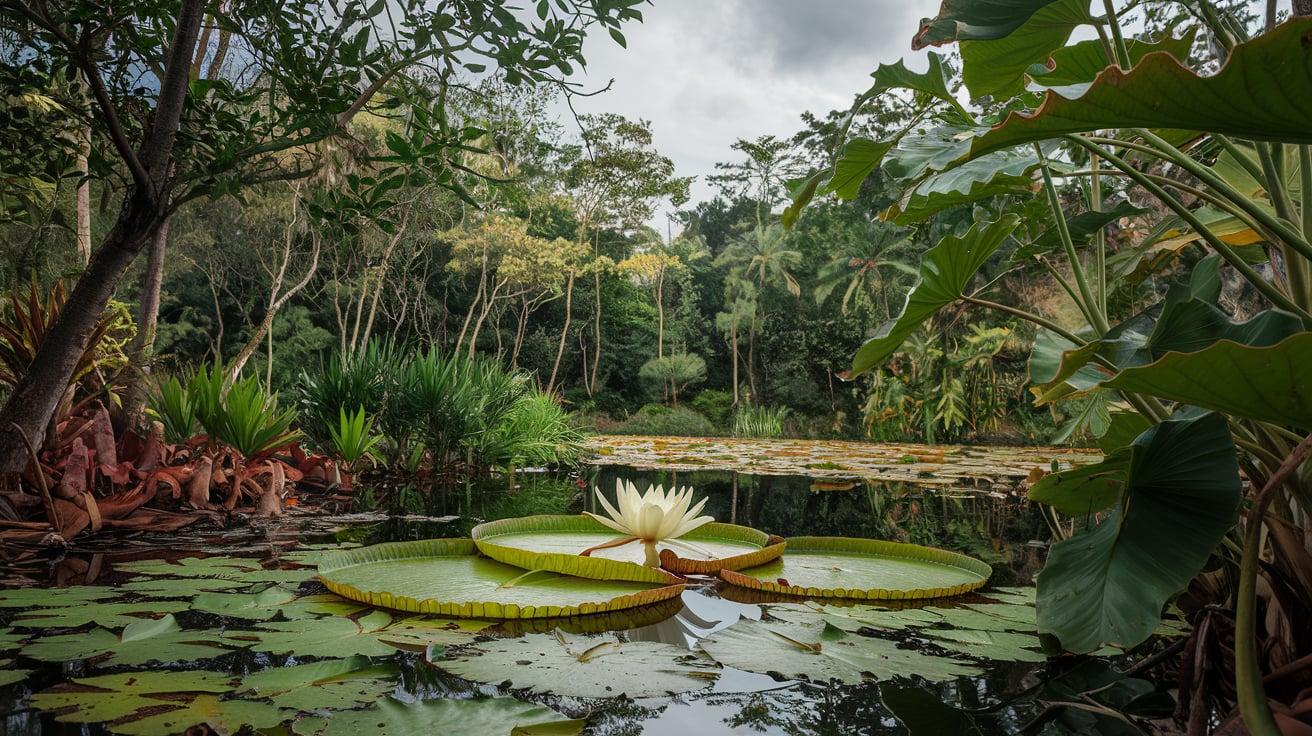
718,224 -> 800,397
814,226 -> 916,319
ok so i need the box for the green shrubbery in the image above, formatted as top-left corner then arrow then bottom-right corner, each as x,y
148,362 -> 301,457
602,403 -> 718,437
732,404 -> 790,439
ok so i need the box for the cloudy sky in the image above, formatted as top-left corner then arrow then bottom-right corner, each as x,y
557,1 -> 933,228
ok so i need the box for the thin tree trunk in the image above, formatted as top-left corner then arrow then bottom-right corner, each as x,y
747,317 -> 758,399
356,219 -> 407,352
589,267 -> 601,396
75,128 -> 92,265
0,0 -> 206,475
656,268 -> 664,360
546,271 -> 574,395
510,297 -> 528,368
266,317 -> 274,390
467,280 -> 502,358
730,322 -> 739,406
121,215 -> 171,424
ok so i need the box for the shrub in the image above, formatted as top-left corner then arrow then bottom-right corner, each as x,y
217,375 -> 302,457
294,340 -> 401,451
329,406 -> 382,470
148,374 -> 198,443
733,404 -> 789,439
485,393 -> 584,467
607,403 -> 717,437
690,389 -> 733,426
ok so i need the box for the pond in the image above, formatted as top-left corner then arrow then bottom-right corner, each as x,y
0,452 -> 1178,735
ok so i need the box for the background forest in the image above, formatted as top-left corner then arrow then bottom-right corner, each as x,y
2,80 -> 1052,445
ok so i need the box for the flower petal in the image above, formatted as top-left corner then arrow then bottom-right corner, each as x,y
583,511 -> 632,536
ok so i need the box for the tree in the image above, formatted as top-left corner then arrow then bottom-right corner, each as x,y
717,224 -> 801,397
0,0 -> 646,473
557,113 -> 690,396
618,239 -> 684,360
638,353 -> 705,408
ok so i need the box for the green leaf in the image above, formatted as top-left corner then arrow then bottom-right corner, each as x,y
849,216 -> 1019,377
825,138 -> 896,201
882,681 -> 984,736
886,147 -> 1041,223
1028,31 -> 1197,91
921,628 -> 1047,662
964,20 -> 1312,162
191,586 -> 301,620
0,585 -> 117,607
866,52 -> 970,119
1096,411 -> 1153,454
239,657 -> 397,711
1028,447 -> 1132,515
912,0 -> 1067,49
110,694 -> 292,735
229,610 -> 481,658
22,615 -> 231,666
1104,333 -> 1312,428
13,600 -> 188,629
303,696 -> 582,736
699,619 -> 980,684
959,0 -> 1093,100
1011,202 -> 1148,262
32,671 -> 236,724
1036,412 -> 1241,653
437,630 -> 716,697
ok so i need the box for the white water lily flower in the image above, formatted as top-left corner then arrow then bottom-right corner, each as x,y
583,480 -> 715,566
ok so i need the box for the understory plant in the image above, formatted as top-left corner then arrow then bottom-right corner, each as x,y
787,5 -> 1312,732
732,404 -> 790,439
329,407 -> 382,473
216,376 -> 302,458
147,375 -> 198,444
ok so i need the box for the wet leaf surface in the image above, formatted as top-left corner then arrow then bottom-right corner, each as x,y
299,695 -> 584,736
436,630 -> 717,697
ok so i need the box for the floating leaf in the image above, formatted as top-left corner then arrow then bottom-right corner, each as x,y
849,217 -> 1019,377
437,630 -> 715,697
192,586 -> 301,620
720,537 -> 990,600
921,629 -> 1047,662
299,696 -> 583,736
0,659 -> 29,687
13,600 -> 189,629
32,671 -> 236,724
110,694 -> 291,735
1036,412 -> 1240,653
699,619 -> 979,684
239,657 -> 396,712
320,538 -> 684,618
230,609 -> 479,658
121,577 -> 248,596
0,585 -> 117,608
767,602 -> 944,632
22,614 -> 231,666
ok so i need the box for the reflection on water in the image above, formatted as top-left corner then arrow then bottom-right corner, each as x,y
1,467 -> 1057,735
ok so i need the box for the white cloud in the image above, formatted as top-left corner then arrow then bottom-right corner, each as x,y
555,0 -> 931,231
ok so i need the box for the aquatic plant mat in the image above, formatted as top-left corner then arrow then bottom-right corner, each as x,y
472,514 -> 784,579
586,435 -> 1099,485
317,538 -> 685,618
719,536 -> 992,600
0,539 -> 1191,734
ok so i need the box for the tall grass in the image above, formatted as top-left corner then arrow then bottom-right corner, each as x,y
733,404 -> 790,439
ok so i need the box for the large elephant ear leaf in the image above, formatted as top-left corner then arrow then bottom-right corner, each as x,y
958,0 -> 1094,100
1104,333 -> 1312,428
1036,411 -> 1241,653
913,0 -> 1068,49
963,18 -> 1312,162
867,51 -> 964,113
848,215 -> 1019,377
1027,31 -> 1196,91
825,138 -> 897,201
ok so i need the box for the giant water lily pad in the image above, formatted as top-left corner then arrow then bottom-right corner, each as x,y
226,610 -> 478,659
12,600 -> 189,629
318,538 -> 684,619
719,537 -> 990,600
473,515 -> 783,579
699,619 -> 979,684
0,660 -> 29,687
436,630 -> 717,697
0,585 -> 118,607
299,696 -> 584,736
110,694 -> 292,735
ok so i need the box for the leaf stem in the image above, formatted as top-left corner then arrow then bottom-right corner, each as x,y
1070,136 -> 1312,319
1035,144 -> 1109,333
960,295 -> 1083,345
1236,433 -> 1312,736
1100,0 -> 1132,68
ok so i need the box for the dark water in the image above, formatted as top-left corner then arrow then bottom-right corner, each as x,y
0,467 -> 1079,735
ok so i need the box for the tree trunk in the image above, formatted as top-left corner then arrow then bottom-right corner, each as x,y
75,129 -> 92,266
1295,0 -> 1312,17
0,0 -> 205,475
510,298 -> 528,368
747,317 -> 758,399
730,322 -> 739,406
589,267 -> 602,396
546,271 -> 574,395
656,269 -> 665,360
121,215 -> 171,425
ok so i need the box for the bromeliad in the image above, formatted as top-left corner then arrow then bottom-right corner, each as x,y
582,480 -> 714,566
